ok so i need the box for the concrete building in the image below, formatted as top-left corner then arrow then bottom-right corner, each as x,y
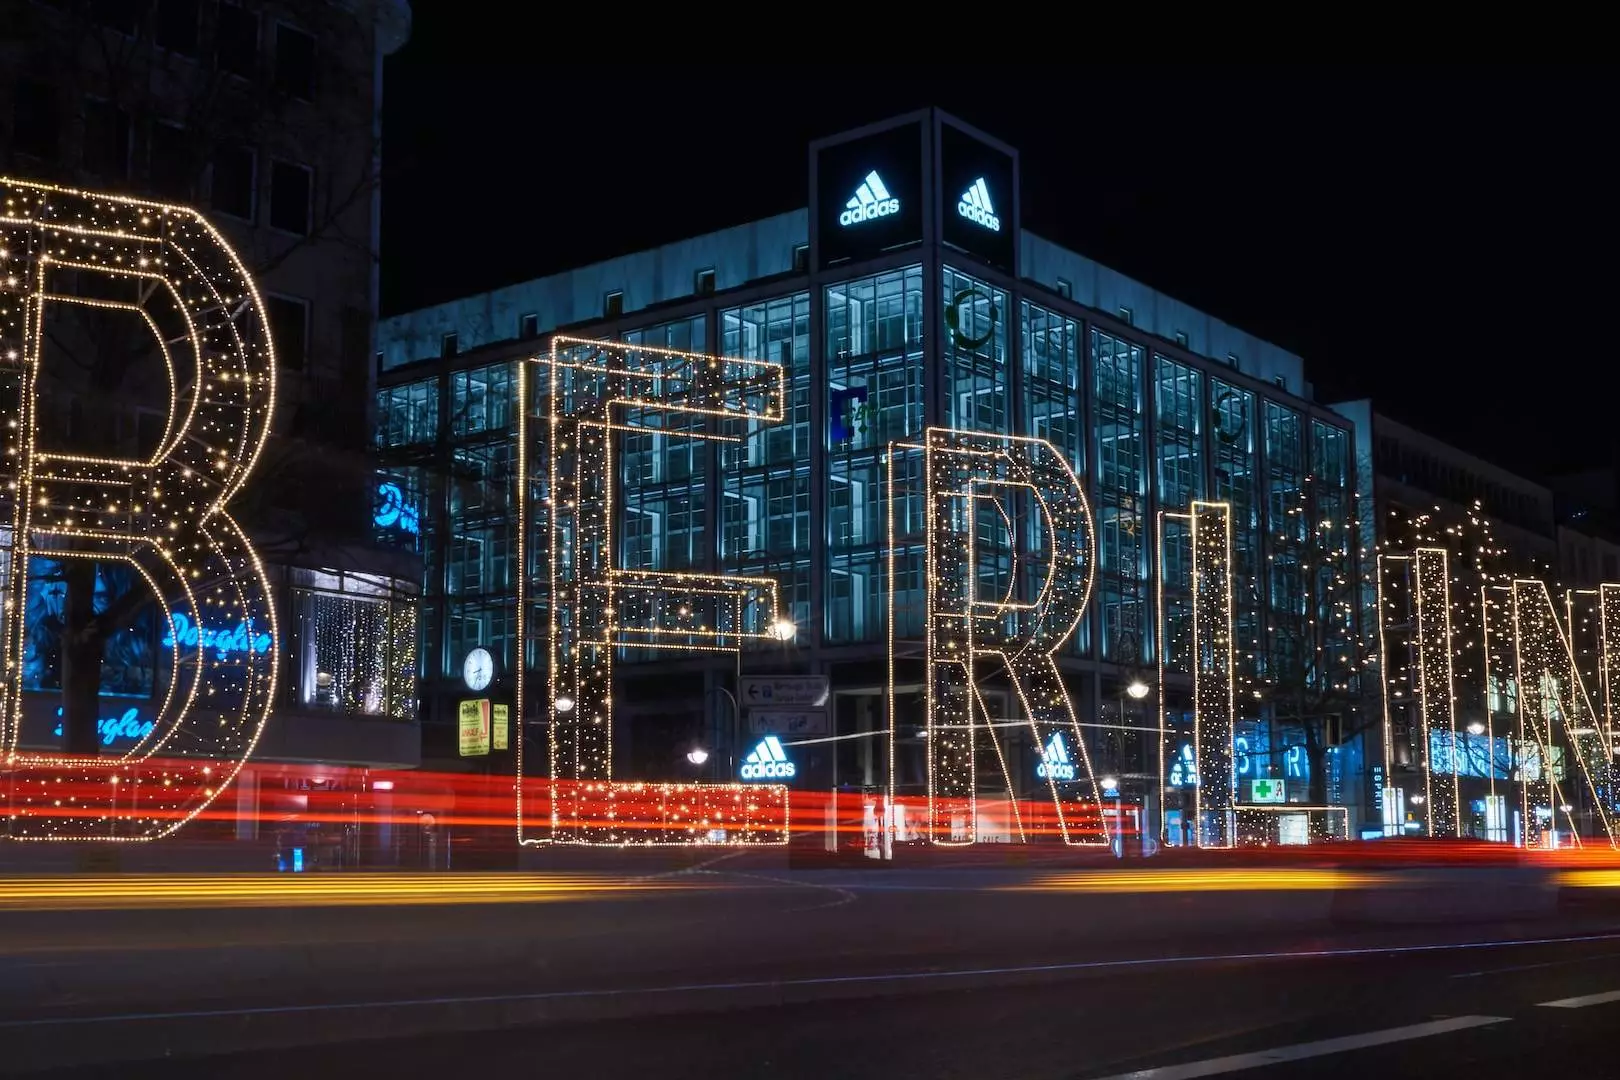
0,1 -> 421,852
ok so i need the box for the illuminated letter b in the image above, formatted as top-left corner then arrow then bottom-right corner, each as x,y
1,178 -> 277,841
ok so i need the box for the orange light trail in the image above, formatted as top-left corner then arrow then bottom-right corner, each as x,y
0,873 -> 719,911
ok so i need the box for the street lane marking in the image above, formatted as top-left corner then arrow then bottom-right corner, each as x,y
1091,1016 -> 1510,1079
2,934 -> 1616,1029
1538,989 -> 1620,1008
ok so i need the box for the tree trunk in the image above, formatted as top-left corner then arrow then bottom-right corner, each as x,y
60,559 -> 105,756
1304,722 -> 1328,806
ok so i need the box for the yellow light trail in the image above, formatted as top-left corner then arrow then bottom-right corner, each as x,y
998,869 -> 1393,893
0,873 -> 717,911
1557,869 -> 1620,889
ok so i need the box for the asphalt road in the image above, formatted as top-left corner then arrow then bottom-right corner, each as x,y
7,868 -> 1620,1078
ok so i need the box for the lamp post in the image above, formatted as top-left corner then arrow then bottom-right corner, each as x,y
707,686 -> 741,781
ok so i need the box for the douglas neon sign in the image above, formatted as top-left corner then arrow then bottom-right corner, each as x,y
162,612 -> 273,658
53,706 -> 156,746
374,481 -> 420,535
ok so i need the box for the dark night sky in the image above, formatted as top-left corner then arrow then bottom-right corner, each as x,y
381,32 -> 1614,480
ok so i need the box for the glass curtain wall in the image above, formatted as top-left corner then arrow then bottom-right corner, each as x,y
721,294 -> 812,638
1212,380 -> 1261,694
1092,329 -> 1149,664
444,361 -> 518,678
619,317 -> 708,662
1154,355 -> 1204,677
376,376 -> 443,674
824,266 -> 925,643
1021,301 -> 1087,656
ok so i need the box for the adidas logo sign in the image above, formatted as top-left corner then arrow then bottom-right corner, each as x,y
838,171 -> 899,227
740,735 -> 796,781
1035,731 -> 1076,782
957,177 -> 1000,232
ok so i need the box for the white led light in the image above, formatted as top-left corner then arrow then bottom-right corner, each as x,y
0,175 -> 278,842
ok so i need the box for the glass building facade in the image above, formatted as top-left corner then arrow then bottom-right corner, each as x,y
375,111 -> 1364,836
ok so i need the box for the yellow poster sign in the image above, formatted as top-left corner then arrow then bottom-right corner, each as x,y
492,704 -> 510,751
459,699 -> 490,757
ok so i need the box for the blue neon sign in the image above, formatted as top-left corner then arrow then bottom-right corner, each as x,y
374,481 -> 420,535
161,612 -> 272,659
52,706 -> 156,746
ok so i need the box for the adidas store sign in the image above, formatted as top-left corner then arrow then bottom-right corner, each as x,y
1035,731 -> 1076,782
740,735 -> 797,781
839,171 -> 900,227
957,177 -> 1000,232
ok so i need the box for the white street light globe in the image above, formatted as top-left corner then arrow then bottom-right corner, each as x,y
1126,679 -> 1150,700
1101,776 -> 1119,791
1466,721 -> 1485,736
554,695 -> 575,713
769,618 -> 797,642
686,747 -> 710,766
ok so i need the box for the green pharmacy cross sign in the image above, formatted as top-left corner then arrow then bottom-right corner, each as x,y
1250,778 -> 1285,804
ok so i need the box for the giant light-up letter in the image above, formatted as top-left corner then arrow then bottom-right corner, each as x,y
520,337 -> 791,846
1376,548 -> 1461,837
0,177 -> 277,841
892,429 -> 1103,846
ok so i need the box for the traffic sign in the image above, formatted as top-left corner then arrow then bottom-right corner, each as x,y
740,676 -> 829,708
748,709 -> 829,736
1250,778 -> 1285,804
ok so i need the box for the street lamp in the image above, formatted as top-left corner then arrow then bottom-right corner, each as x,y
1466,721 -> 1485,736
768,618 -> 797,642
686,747 -> 710,766
1126,679 -> 1150,701
553,695 -> 575,714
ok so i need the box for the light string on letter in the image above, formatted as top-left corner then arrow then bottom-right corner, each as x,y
518,336 -> 792,846
0,176 -> 277,841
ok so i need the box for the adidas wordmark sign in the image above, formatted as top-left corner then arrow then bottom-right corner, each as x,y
1035,731 -> 1076,782
839,171 -> 900,227
957,177 -> 1000,232
740,735 -> 797,781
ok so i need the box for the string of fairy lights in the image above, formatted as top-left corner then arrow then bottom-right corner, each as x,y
1374,505 -> 1620,847
0,176 -> 277,842
894,429 -> 1104,846
520,336 -> 793,846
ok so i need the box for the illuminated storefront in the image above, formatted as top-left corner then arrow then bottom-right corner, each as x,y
375,109 -> 1365,841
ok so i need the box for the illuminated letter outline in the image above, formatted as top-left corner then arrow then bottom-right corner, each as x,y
890,428 -> 1104,846
518,336 -> 793,846
1,177 -> 277,841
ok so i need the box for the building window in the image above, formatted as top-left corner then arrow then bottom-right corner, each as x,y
148,121 -> 194,199
604,291 -> 624,318
274,23 -> 316,100
82,98 -> 131,180
440,333 -> 458,359
210,145 -> 256,221
1055,277 -> 1072,299
11,81 -> 60,159
265,295 -> 309,371
215,3 -> 258,77
792,243 -> 810,273
1117,306 -> 1134,326
154,0 -> 200,55
694,268 -> 716,296
1273,374 -> 1288,391
519,313 -> 539,340
269,160 -> 311,234
1227,353 -> 1240,368
376,378 -> 440,447
1174,331 -> 1189,348
288,570 -> 418,720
